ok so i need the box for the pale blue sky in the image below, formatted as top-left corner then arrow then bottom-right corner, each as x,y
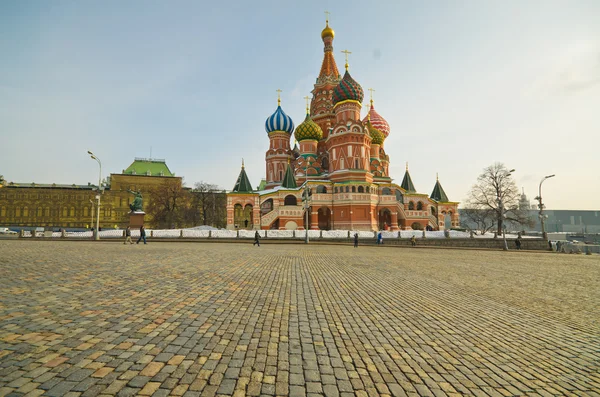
1,1 -> 599,209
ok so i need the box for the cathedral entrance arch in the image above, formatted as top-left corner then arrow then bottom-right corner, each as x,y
378,208 -> 392,230
318,207 -> 331,230
234,203 -> 253,229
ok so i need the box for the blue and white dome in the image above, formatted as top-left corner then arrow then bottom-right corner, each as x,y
265,106 -> 294,134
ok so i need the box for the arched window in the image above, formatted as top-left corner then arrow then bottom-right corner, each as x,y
37,207 -> 42,217
395,190 -> 403,203
417,202 -> 423,210
62,207 -> 68,217
358,186 -> 364,193
431,207 -> 436,215
382,188 -> 392,195
23,207 -> 29,217
260,199 -> 273,214
70,207 -> 75,216
44,208 -> 50,217
408,202 -> 415,210
334,187 -> 338,193
316,185 -> 327,194
284,195 -> 297,206
345,186 -> 350,193
351,186 -> 356,193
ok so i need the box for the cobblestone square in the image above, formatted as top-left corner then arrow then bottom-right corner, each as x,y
1,240 -> 599,396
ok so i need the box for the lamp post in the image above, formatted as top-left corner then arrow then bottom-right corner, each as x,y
88,151 -> 102,240
537,174 -> 555,239
497,168 -> 515,251
89,199 -> 95,233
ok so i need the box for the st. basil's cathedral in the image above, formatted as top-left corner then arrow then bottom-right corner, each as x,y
226,18 -> 459,231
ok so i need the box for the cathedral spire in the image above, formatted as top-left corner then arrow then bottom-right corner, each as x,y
317,15 -> 340,82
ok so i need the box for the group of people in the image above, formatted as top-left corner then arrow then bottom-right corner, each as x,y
123,225 -> 147,245
352,232 -> 417,247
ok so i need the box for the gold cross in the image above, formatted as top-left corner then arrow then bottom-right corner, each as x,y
341,49 -> 352,70
324,10 -> 330,22
276,89 -> 282,106
368,88 -> 375,105
303,95 -> 310,113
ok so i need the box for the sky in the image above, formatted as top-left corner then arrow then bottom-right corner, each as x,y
1,0 -> 599,209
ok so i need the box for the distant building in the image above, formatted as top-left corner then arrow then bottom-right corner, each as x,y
0,158 -> 181,229
519,188 -> 532,210
458,209 -> 600,234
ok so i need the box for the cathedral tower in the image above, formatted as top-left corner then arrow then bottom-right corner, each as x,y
264,92 -> 295,189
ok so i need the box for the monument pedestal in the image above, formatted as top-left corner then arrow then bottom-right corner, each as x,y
129,211 -> 145,228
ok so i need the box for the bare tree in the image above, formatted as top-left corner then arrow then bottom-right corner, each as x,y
461,208 -> 497,235
191,182 -> 227,228
465,163 -> 533,234
146,179 -> 191,228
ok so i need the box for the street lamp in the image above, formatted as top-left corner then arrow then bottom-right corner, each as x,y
87,151 -> 102,240
537,174 -> 555,239
497,169 -> 515,251
304,186 -> 310,244
89,199 -> 95,233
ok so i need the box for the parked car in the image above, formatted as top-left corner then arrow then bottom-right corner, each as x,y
0,227 -> 17,235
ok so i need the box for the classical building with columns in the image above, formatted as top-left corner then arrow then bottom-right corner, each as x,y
226,18 -> 459,231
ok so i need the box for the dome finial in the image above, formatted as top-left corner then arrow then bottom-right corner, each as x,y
406,162 -> 409,171
321,11 -> 334,40
368,88 -> 375,106
303,95 -> 310,114
276,88 -> 282,106
242,158 -> 245,169
341,49 -> 352,71
436,172 -> 439,181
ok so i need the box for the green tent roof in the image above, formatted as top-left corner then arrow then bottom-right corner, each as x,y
123,158 -> 174,177
400,170 -> 416,192
233,166 -> 253,192
430,179 -> 449,202
281,163 -> 297,189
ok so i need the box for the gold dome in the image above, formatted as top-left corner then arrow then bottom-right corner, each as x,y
321,22 -> 334,40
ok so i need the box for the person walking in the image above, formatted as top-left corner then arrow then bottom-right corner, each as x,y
253,230 -> 260,247
137,225 -> 147,244
354,233 -> 359,248
124,226 -> 134,245
377,232 -> 383,245
515,238 -> 522,250
410,235 -> 417,247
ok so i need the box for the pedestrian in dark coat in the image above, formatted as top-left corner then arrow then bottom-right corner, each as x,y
515,238 -> 522,250
137,225 -> 147,244
253,231 -> 260,246
354,233 -> 359,248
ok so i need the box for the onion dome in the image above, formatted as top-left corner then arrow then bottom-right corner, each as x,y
362,102 -> 390,137
265,97 -> 294,134
332,70 -> 364,106
295,113 -> 323,141
366,121 -> 384,145
321,21 -> 334,40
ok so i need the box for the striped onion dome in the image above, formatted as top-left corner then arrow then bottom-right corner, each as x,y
362,103 -> 390,137
366,121 -> 385,145
265,105 -> 294,134
294,113 -> 323,142
332,70 -> 364,106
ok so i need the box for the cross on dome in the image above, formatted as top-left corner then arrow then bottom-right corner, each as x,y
341,49 -> 352,70
276,89 -> 282,106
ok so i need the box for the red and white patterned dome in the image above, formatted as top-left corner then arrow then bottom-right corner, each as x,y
362,103 -> 390,138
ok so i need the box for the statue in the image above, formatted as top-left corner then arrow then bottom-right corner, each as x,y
128,190 -> 143,212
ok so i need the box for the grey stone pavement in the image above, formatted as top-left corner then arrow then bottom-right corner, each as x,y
0,240 -> 599,397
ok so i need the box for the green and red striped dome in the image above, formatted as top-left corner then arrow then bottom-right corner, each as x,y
332,70 -> 364,106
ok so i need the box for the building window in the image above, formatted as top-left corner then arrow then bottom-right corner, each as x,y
62,207 -> 68,217
409,202 -> 415,210
70,207 -> 75,217
417,202 -> 423,210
